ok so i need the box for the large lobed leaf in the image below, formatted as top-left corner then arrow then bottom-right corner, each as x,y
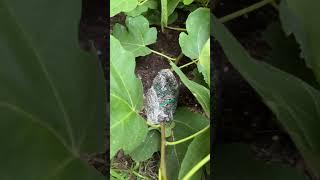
110,0 -> 138,17
166,107 -> 209,180
279,0 -> 320,84
129,130 -> 160,162
110,35 -> 148,158
112,15 -> 157,57
179,8 -> 210,60
0,0 -> 105,179
212,15 -> 320,176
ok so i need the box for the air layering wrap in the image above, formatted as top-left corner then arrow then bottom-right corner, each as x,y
145,69 -> 179,125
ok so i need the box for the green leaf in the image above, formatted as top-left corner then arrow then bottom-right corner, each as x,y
170,62 -> 210,117
191,68 -> 207,88
179,8 -> 210,59
168,0 -> 181,15
165,121 -> 176,138
197,38 -> 210,86
110,35 -> 148,158
146,10 -> 178,26
279,0 -> 320,84
110,0 -> 138,17
212,15 -> 320,176
112,16 -> 157,57
262,22 -> 319,89
183,0 -> 194,5
215,144 -> 308,180
0,1 -> 105,179
126,0 -> 158,17
178,129 -> 210,180
130,130 -> 160,162
161,0 -> 168,30
166,107 -> 209,180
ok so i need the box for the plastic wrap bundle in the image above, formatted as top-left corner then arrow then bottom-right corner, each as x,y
145,69 -> 179,125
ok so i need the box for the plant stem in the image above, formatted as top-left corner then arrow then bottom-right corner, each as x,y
166,125 -> 209,146
270,1 -> 278,10
150,49 -> 176,61
132,170 -> 150,180
147,121 -> 161,128
178,59 -> 199,69
160,122 -> 168,180
112,168 -> 150,180
182,154 -> 210,180
219,0 -> 274,23
138,0 -> 150,5
175,52 -> 184,65
158,168 -> 162,180
166,26 -> 187,31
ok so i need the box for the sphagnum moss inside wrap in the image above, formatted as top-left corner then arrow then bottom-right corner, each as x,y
145,69 -> 179,125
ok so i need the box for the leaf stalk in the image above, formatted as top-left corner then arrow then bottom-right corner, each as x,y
218,0 -> 274,23
166,125 -> 209,146
182,154 -> 210,180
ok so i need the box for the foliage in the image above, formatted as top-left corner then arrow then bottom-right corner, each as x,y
0,0 -> 105,179
110,35 -> 148,158
179,8 -> 210,60
112,15 -> 157,57
110,0 -> 210,179
212,0 -> 320,178
215,144 -> 307,180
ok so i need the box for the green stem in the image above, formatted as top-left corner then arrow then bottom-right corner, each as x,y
111,169 -> 150,180
166,125 -> 209,146
150,49 -> 176,61
182,154 -> 210,180
178,59 -> 199,69
132,171 -> 150,179
138,0 -> 150,5
160,122 -> 168,180
175,52 -> 184,65
166,26 -> 187,31
219,0 -> 274,23
270,1 -> 278,10
147,121 -> 161,128
158,168 -> 162,180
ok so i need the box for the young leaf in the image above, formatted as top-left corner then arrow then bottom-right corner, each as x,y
166,107 -> 209,180
197,38 -> 210,86
279,0 -> 320,84
170,62 -> 210,117
130,130 -> 160,162
112,16 -> 157,57
0,1 -> 105,179
179,8 -> 210,59
178,129 -> 210,180
212,15 -> 320,176
215,144 -> 308,180
110,0 -> 138,17
110,35 -> 148,158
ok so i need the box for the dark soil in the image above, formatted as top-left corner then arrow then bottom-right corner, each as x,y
213,0 -> 312,178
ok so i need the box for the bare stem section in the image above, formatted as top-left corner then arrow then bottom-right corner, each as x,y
160,122 -> 168,180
